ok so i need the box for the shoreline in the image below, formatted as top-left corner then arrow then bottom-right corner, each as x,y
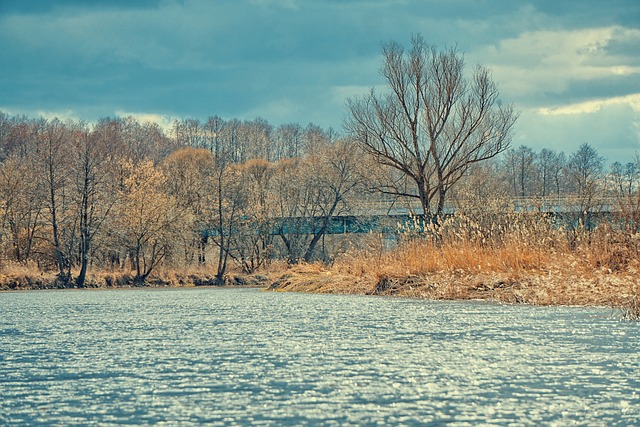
0,283 -> 268,293
1,267 -> 636,307
2,265 -> 638,319
0,270 -> 273,292
264,264 -> 640,318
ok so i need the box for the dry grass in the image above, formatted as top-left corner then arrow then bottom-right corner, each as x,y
269,211 -> 640,317
0,262 -> 273,290
3,209 -> 639,319
621,293 -> 640,321
0,261 -> 56,290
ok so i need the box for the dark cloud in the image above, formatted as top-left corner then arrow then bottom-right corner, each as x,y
0,0 -> 172,15
532,0 -> 640,27
0,0 -> 638,162
542,75 -> 640,107
601,30 -> 640,66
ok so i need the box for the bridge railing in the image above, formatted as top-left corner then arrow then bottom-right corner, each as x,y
348,195 -> 624,217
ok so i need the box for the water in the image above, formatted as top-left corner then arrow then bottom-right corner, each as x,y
1,288 -> 638,426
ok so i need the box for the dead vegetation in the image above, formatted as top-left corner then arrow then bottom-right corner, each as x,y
268,210 -> 640,319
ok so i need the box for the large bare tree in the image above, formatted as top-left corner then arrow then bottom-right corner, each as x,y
346,35 -> 517,218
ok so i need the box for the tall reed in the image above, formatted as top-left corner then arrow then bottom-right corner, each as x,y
328,202 -> 640,310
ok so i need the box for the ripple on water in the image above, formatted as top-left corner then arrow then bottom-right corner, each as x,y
1,288 -> 639,426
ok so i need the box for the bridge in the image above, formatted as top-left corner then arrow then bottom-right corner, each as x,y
350,196 -> 622,217
205,196 -> 626,237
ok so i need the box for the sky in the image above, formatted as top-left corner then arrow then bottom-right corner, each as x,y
1,0 -> 639,163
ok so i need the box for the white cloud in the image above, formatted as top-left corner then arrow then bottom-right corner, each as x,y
477,25 -> 640,162
0,107 -> 81,123
474,26 -> 640,102
115,111 -> 177,132
536,93 -> 640,116
514,96 -> 640,163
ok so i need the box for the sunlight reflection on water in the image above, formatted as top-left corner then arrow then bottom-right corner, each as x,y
1,288 -> 639,426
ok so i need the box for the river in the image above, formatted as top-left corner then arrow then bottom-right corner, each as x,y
1,288 -> 638,426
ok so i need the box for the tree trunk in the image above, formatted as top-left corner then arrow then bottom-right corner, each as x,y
76,173 -> 90,288
304,227 -> 326,262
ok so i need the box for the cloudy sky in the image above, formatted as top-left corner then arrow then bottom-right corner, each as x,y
1,0 -> 639,162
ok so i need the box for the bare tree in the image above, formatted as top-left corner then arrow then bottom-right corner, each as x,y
502,146 -> 537,197
0,152 -> 45,263
34,119 -> 75,282
162,147 -> 216,265
567,143 -> 604,197
242,117 -> 273,161
550,151 -> 567,197
210,160 -> 245,284
537,148 -> 560,197
203,116 -> 225,157
120,117 -> 175,164
71,125 -> 118,287
272,140 -> 361,263
230,159 -> 275,273
274,123 -> 303,160
611,161 -> 626,195
346,35 -> 516,218
624,160 -> 639,196
0,111 -> 11,161
566,143 -> 605,228
113,160 -> 189,283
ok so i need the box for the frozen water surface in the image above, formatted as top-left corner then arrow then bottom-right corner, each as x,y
1,288 -> 638,426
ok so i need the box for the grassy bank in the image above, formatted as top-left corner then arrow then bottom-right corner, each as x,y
0,262 -> 272,291
269,248 -> 639,306
268,212 -> 640,320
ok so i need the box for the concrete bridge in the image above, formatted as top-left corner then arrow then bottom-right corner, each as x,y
350,196 -> 621,217
206,196 -> 624,237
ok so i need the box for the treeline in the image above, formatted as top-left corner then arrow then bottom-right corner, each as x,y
0,111 -> 638,288
499,144 -> 638,199
0,112 -> 367,287
451,143 -> 640,231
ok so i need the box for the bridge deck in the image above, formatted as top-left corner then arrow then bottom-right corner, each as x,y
204,196 -> 624,236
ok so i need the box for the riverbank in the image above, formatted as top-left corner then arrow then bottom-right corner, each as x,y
268,266 -> 640,320
3,255 -> 638,310
267,240 -> 640,320
0,263 -> 273,291
268,261 -> 638,306
2,239 -> 639,320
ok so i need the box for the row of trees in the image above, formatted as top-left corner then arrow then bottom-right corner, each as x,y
0,116 -> 176,286
0,113 -> 363,286
502,143 -> 639,199
1,109 -> 632,284
172,117 -> 337,163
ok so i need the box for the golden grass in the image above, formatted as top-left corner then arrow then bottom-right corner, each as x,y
0,261 -> 55,290
269,213 -> 640,318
